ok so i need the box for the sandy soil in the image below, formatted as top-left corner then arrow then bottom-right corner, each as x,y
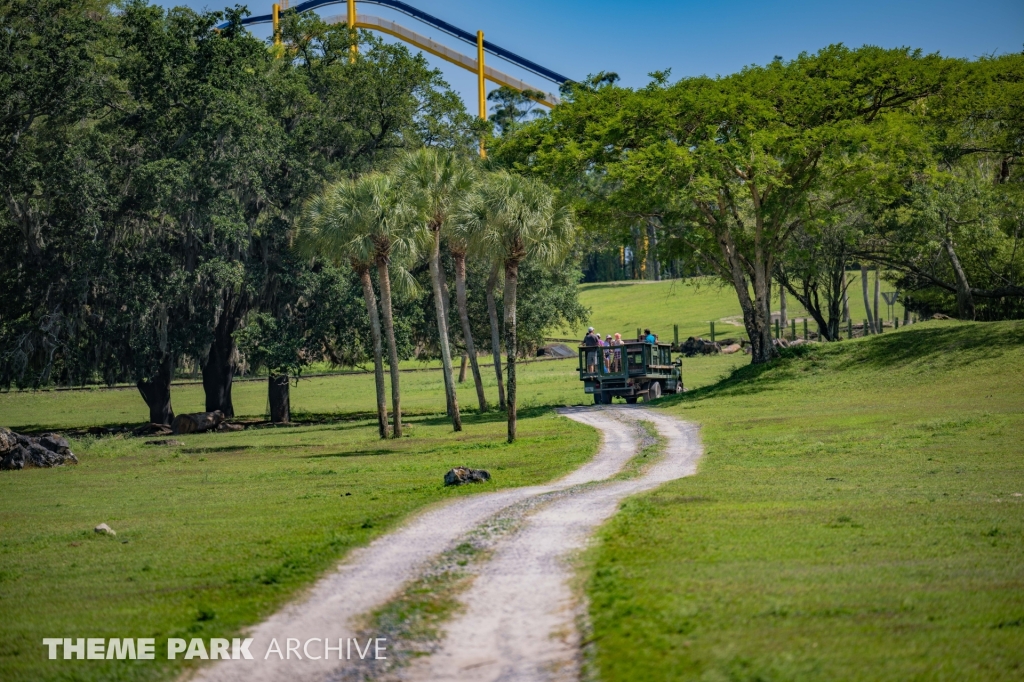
191,407 -> 701,682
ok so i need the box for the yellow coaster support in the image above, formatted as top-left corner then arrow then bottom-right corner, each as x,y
272,3 -> 280,45
477,30 -> 486,158
348,0 -> 357,58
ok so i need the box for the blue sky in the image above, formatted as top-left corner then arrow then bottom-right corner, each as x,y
157,0 -> 1023,112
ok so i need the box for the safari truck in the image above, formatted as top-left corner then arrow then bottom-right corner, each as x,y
578,340 -> 683,404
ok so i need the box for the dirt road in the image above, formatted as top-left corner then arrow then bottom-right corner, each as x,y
192,407 -> 702,682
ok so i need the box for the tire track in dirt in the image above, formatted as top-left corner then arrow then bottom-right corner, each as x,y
399,408 -> 702,682
192,406 -> 667,682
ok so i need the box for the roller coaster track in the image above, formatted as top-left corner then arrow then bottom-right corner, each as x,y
222,0 -> 569,112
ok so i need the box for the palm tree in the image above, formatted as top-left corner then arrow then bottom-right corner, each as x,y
485,260 -> 506,410
449,193 -> 492,413
463,171 -> 575,442
455,194 -> 506,410
399,148 -> 474,432
344,173 -> 417,438
298,180 -> 390,438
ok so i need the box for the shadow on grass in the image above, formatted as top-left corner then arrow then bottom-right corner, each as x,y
832,321 -> 1024,371
307,448 -> 394,460
414,405 -> 556,428
180,445 -> 256,454
656,321 -> 1024,405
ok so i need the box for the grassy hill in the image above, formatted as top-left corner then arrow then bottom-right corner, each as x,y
585,320 -> 1024,681
570,275 -> 907,342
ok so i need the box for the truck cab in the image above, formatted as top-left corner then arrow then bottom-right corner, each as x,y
578,340 -> 683,404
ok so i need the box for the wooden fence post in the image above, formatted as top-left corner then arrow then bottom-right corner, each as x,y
864,319 -> 869,336
803,319 -> 808,341
791,319 -> 796,340
710,321 -> 716,342
674,324 -> 679,347
774,319 -> 780,339
847,318 -> 853,339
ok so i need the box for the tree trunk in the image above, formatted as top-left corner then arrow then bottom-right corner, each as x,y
842,272 -> 850,322
438,262 -> 455,418
785,278 -> 835,343
136,354 -> 175,426
504,260 -> 519,443
873,267 -> 881,330
171,410 -> 224,435
458,354 -> 468,382
429,230 -> 461,431
943,239 -> 976,321
779,286 -> 788,337
376,260 -> 402,438
645,218 -> 660,281
269,374 -> 290,423
359,267 -> 389,438
202,308 -> 239,417
716,228 -> 776,363
861,265 -> 875,333
486,262 -> 506,410
454,253 -> 487,411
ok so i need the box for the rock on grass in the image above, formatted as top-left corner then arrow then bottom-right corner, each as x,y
0,427 -> 78,470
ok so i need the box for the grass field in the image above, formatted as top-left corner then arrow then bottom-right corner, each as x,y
0,276 -> 1014,682
584,320 -> 1024,681
0,300 -> 743,681
0,354 -> 745,432
0,409 -> 601,682
571,275 -> 907,342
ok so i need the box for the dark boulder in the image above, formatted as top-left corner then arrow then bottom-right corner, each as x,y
0,427 -> 78,470
444,467 -> 492,486
680,337 -> 722,357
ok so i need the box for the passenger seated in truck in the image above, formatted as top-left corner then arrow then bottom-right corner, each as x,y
644,328 -> 656,343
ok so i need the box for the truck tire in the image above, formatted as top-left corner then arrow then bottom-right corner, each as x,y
650,381 -> 662,400
625,396 -> 637,404
593,391 -> 604,405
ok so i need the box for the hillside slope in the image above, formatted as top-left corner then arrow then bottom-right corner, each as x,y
585,320 -> 1024,681
572,276 -> 907,342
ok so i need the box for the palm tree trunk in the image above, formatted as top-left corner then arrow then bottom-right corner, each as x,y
486,262 -> 506,410
503,259 -> 519,443
376,260 -> 402,438
861,265 -> 875,334
429,229 -> 461,431
438,266 -> 455,418
454,253 -> 488,411
359,267 -> 389,438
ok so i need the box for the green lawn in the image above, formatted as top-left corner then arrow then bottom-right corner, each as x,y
0,410 -> 600,682
0,354 -> 745,432
584,320 -> 1024,681
0,317 -> 742,681
1,278 -> 1005,682
570,275 -> 907,342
